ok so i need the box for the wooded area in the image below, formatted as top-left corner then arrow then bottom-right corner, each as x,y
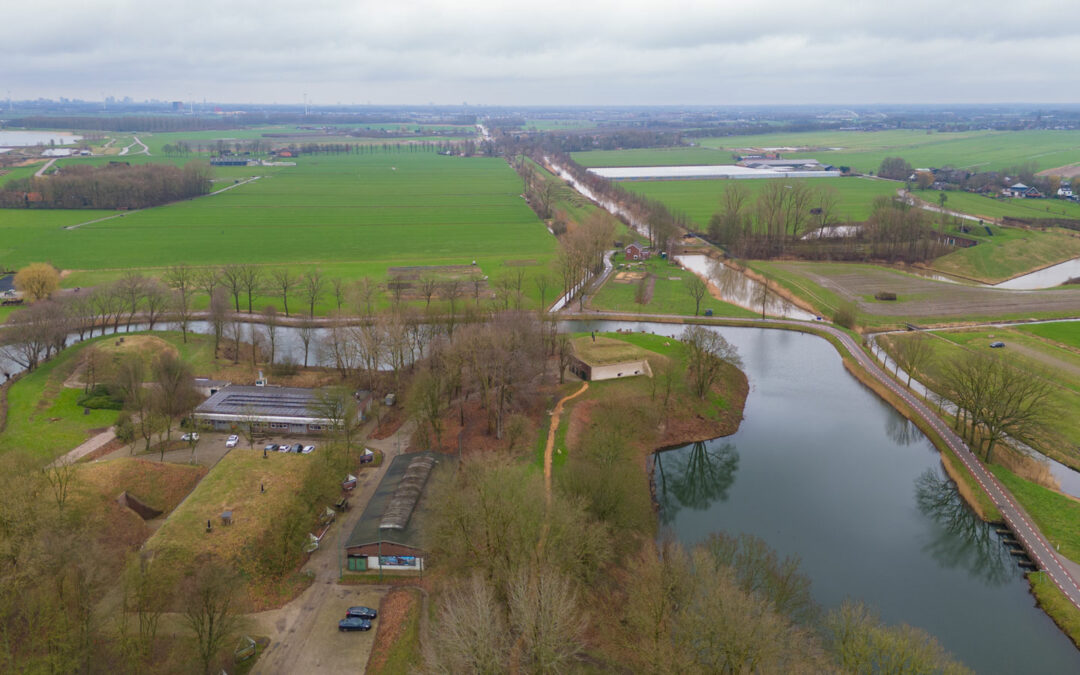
0,162 -> 211,210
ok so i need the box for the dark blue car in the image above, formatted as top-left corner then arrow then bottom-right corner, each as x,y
338,617 -> 372,632
346,606 -> 378,620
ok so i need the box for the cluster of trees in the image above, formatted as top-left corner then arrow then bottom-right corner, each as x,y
942,351 -> 1054,463
0,162 -> 211,209
111,351 -> 201,460
706,181 -> 840,258
708,184 -> 947,263
882,156 -> 1066,199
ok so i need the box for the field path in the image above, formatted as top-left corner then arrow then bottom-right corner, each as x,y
34,157 -> 57,178
543,382 -> 588,504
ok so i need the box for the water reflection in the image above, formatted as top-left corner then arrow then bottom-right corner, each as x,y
654,440 -> 739,524
914,468 -> 1020,587
884,415 -> 921,447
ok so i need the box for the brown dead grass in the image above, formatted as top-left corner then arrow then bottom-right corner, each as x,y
365,587 -> 421,674
77,457 -> 207,515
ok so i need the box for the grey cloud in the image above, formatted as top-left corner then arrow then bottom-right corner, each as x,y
6,0 -> 1080,104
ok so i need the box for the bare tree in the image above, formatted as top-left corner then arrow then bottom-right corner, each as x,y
891,334 -> 935,387
269,268 -> 296,317
142,279 -> 168,330
218,264 -> 243,312
117,272 -> 146,331
262,305 -> 279,365
426,574 -> 511,674
164,264 -> 196,342
151,351 -> 199,443
237,264 -> 262,313
533,272 -> 551,312
331,277 -> 347,312
419,275 -> 439,309
208,287 -> 229,358
299,269 -> 325,317
297,320 -> 316,368
682,325 -> 742,399
181,559 -> 244,675
507,568 -> 588,673
685,274 -> 708,316
42,458 -> 77,513
351,277 -> 379,317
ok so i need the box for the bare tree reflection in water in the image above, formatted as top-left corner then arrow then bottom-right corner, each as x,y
915,468 -> 1020,587
655,441 -> 739,525
885,414 -> 921,447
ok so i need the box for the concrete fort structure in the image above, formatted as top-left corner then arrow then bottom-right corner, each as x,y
193,383 -> 371,435
567,335 -> 654,382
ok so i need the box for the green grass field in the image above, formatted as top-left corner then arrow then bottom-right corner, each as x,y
699,129 -> 1080,174
989,466 -> 1080,561
913,189 -> 1080,221
571,147 -> 737,167
619,177 -> 896,228
590,256 -> 756,318
1018,322 -> 1080,350
880,327 -> 1080,469
1,150 -> 559,313
929,223 -> 1080,283
0,331 -> 221,461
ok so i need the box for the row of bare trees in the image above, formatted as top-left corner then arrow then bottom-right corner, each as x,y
0,162 -> 211,210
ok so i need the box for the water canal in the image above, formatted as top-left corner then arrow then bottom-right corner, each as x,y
570,319 -> 1080,674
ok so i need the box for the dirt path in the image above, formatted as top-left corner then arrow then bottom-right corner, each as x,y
1001,340 -> 1080,380
34,157 -> 57,178
50,428 -> 115,466
543,382 -> 588,504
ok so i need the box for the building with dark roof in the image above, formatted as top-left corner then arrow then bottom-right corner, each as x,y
192,384 -> 370,435
344,451 -> 448,572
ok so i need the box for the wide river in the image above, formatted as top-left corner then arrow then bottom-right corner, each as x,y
570,319 -> 1080,674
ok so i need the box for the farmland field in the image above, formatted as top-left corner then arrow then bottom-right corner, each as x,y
620,177 -> 897,227
912,189 -> 1080,221
571,147 -> 737,167
1018,321 -> 1080,350
699,129 -> 1080,175
0,150 -> 557,312
751,260 -> 1080,328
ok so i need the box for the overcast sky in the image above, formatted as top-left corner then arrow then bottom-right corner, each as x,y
8,0 -> 1080,106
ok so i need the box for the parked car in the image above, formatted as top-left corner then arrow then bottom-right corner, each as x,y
359,449 -> 375,464
264,443 -> 279,452
291,443 -> 304,453
181,432 -> 199,442
302,445 -> 315,455
345,606 -> 377,620
278,444 -> 291,453
990,341 -> 1006,348
338,617 -> 372,632
225,435 -> 239,448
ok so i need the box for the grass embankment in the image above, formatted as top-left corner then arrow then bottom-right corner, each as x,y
880,328 -> 1080,471
144,449 -> 340,608
1030,572 -> 1080,649
590,255 -> 756,317
988,466 -> 1080,561
76,457 -> 207,515
928,222 -> 1080,283
366,587 -> 423,674
0,331 -> 232,462
0,340 -> 121,461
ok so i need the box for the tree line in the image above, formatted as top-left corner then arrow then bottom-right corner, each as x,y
0,162 -> 211,210
708,184 -> 948,263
